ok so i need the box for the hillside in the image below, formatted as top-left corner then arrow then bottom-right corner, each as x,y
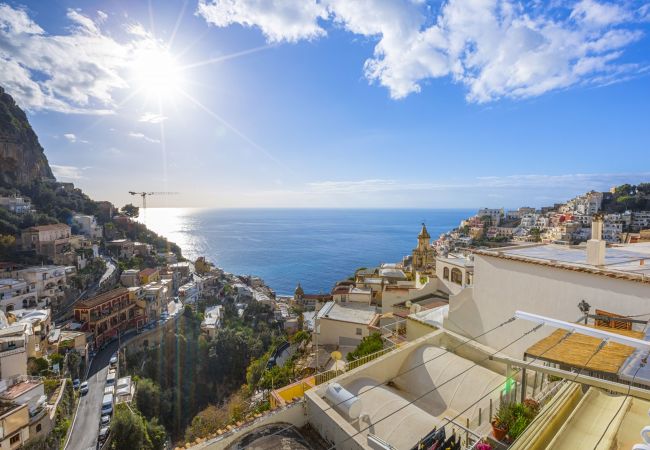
0,86 -> 54,185
0,86 -> 183,260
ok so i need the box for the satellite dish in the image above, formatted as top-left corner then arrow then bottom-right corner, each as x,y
331,351 -> 342,361
405,301 -> 412,308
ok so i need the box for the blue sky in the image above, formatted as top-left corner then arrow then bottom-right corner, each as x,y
1,0 -> 649,209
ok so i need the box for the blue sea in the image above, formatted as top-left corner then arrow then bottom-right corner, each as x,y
139,209 -> 473,296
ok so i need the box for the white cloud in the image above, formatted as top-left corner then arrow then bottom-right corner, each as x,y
0,4 -> 173,114
138,112 -> 168,123
128,131 -> 160,143
62,132 -> 89,143
197,0 -> 328,43
51,164 -> 87,180
196,0 -> 648,102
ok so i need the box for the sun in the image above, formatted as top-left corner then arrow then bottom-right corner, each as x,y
131,44 -> 184,99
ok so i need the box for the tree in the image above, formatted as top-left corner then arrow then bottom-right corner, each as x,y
66,351 -> 81,379
145,418 -> 167,450
28,357 -> 49,375
120,203 -> 140,218
135,378 -> 162,420
111,404 -> 151,450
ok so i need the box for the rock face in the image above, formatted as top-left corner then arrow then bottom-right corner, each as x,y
0,86 -> 54,186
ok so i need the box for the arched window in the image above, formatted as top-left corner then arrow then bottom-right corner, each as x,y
443,267 -> 450,280
451,268 -> 463,285
6,305 -> 14,312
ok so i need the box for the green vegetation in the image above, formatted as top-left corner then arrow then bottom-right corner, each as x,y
110,403 -> 165,450
347,333 -> 383,361
492,399 -> 540,440
120,203 -> 139,218
125,302 -> 283,441
603,184 -> 650,213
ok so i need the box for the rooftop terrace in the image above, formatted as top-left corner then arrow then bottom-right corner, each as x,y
475,242 -> 650,282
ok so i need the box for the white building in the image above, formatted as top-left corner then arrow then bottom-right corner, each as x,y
603,221 -> 623,243
477,208 -> 504,226
446,223 -> 650,359
632,211 -> 650,231
314,301 -> 379,347
520,214 -> 539,228
0,279 -> 38,312
178,281 -> 200,305
0,196 -> 32,214
201,305 -> 223,337
17,266 -> 68,308
71,214 -> 103,239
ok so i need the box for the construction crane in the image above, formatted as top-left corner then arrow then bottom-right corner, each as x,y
128,191 -> 179,209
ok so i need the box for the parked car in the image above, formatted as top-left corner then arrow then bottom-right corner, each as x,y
80,381 -> 89,395
101,415 -> 111,426
101,393 -> 113,416
72,379 -> 80,390
98,426 -> 109,442
109,353 -> 118,365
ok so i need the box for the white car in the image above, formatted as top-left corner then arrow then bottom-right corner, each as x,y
101,415 -> 111,426
98,426 -> 110,442
109,354 -> 118,365
80,381 -> 89,395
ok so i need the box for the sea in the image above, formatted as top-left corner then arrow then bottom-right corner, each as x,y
139,208 -> 473,296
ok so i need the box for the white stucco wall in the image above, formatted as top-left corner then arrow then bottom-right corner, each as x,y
317,318 -> 370,347
446,254 -> 650,358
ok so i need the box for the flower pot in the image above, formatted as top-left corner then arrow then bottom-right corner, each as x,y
491,423 -> 508,441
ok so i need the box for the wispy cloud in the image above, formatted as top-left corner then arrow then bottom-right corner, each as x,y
308,172 -> 650,194
51,164 -> 89,180
62,132 -> 88,143
128,131 -> 160,143
138,112 -> 168,124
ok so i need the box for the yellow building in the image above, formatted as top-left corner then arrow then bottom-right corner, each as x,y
138,268 -> 160,285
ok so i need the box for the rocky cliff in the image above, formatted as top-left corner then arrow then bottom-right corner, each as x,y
0,86 -> 54,186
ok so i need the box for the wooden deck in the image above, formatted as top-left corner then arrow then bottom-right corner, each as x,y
525,326 -> 643,375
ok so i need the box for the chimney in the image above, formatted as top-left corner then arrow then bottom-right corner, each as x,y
587,214 -> 606,266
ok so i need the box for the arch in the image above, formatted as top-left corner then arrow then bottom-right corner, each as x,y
443,267 -> 450,280
6,304 -> 14,312
451,268 -> 463,285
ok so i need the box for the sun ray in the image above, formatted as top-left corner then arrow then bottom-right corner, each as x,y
180,44 -> 273,71
157,96 -> 169,194
177,88 -> 292,173
167,0 -> 189,50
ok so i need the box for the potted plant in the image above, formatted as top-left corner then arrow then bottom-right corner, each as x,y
491,403 -> 511,441
492,399 -> 540,442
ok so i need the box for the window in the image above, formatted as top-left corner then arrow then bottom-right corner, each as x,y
443,267 -> 450,280
451,268 -> 463,285
36,424 -> 42,432
356,328 -> 362,335
10,434 -> 20,445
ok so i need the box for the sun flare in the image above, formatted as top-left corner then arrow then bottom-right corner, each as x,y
131,45 -> 184,99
